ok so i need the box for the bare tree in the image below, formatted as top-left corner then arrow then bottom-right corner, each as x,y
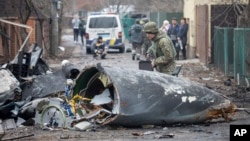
238,0 -> 250,27
11,0 -> 34,51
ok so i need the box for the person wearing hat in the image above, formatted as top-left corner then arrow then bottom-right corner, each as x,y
144,21 -> 176,75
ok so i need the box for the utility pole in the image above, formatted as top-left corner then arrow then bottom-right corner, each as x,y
51,0 -> 59,56
73,0 -> 76,14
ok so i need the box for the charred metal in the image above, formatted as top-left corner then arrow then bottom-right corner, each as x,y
67,64 -> 237,127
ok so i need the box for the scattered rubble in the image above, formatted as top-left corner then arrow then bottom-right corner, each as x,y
0,69 -> 21,107
1,127 -> 34,141
153,133 -> 175,139
0,49 -> 239,140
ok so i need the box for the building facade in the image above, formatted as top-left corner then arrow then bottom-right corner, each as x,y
184,0 -> 248,64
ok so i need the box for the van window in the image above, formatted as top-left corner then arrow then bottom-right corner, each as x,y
89,17 -> 118,28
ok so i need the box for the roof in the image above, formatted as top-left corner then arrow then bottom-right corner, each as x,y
0,0 -> 49,19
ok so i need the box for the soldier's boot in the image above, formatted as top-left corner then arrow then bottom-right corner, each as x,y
136,54 -> 140,60
132,50 -> 136,60
101,54 -> 106,59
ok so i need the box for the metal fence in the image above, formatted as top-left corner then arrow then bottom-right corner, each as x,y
234,28 -> 250,85
213,27 -> 250,85
121,17 -> 135,40
213,27 -> 234,76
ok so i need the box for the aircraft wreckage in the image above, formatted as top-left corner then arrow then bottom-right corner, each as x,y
32,63 -> 237,128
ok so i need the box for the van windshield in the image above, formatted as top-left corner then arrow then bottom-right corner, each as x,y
89,17 -> 118,28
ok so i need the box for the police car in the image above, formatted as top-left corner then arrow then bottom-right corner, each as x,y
85,12 -> 125,54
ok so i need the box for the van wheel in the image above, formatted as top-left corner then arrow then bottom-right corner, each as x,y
126,48 -> 132,53
86,48 -> 91,54
119,48 -> 125,53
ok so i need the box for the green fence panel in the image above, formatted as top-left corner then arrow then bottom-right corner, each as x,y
226,28 -> 234,76
213,27 -> 234,76
213,27 -> 223,70
234,29 -> 245,79
233,28 -> 250,85
213,27 -> 250,85
121,17 -> 135,40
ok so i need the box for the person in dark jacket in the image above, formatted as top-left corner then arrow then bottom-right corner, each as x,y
79,18 -> 86,46
129,19 -> 144,60
177,18 -> 189,60
168,18 -> 179,60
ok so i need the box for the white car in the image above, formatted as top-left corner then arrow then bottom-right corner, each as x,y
85,13 -> 125,54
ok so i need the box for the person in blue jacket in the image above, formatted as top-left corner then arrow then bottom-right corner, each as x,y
168,18 -> 179,60
177,17 -> 189,60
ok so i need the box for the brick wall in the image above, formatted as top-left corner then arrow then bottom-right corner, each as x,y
0,19 -> 45,64
44,20 -> 50,52
26,19 -> 36,44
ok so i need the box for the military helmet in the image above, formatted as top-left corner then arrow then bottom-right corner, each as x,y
144,21 -> 158,33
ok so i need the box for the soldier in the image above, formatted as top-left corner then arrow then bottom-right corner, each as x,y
140,18 -> 152,58
144,22 -> 176,75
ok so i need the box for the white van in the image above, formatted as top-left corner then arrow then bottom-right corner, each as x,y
85,13 -> 125,54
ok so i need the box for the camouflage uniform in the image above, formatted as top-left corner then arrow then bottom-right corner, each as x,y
139,19 -> 152,57
142,32 -> 152,56
144,22 -> 176,75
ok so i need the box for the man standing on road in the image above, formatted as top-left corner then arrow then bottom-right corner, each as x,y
79,18 -> 86,46
144,22 -> 176,75
72,15 -> 80,44
177,17 -> 189,60
168,18 -> 179,60
129,19 -> 144,60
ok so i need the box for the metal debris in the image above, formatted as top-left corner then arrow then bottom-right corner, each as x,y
154,133 -> 175,139
0,61 -> 238,131
61,60 -> 80,79
0,69 -> 21,106
74,121 -> 92,131
2,119 -> 16,130
60,133 -> 70,139
21,70 -> 67,100
71,64 -> 237,126
143,131 -> 157,135
132,132 -> 143,136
